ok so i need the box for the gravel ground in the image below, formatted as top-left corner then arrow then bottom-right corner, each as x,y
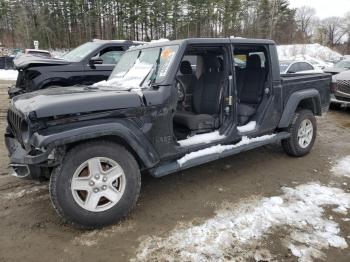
0,80 -> 349,262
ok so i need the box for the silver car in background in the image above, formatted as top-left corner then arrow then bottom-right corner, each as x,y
280,60 -> 322,74
331,70 -> 350,107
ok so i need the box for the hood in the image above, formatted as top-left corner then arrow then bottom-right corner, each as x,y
334,70 -> 350,81
14,54 -> 70,69
323,67 -> 348,75
12,86 -> 143,118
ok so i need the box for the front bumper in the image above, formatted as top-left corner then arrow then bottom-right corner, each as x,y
5,134 -> 51,165
331,94 -> 350,106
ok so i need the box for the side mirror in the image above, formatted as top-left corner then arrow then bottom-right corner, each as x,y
287,70 -> 295,74
89,57 -> 103,65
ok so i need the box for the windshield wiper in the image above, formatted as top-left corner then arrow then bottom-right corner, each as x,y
149,48 -> 162,85
138,48 -> 162,88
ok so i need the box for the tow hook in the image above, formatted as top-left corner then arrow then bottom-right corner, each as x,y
10,164 -> 30,178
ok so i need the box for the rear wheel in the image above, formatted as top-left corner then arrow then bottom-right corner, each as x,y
282,109 -> 317,157
49,141 -> 141,229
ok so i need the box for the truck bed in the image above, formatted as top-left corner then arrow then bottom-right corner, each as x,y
281,73 -> 332,111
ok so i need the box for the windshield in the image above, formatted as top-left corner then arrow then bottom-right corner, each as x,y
335,60 -> 350,69
96,45 -> 179,89
62,42 -> 100,62
279,62 -> 290,73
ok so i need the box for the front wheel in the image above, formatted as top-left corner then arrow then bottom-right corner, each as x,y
49,141 -> 141,229
281,109 -> 317,157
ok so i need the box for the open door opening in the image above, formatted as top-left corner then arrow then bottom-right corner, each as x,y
233,45 -> 270,129
173,45 -> 230,142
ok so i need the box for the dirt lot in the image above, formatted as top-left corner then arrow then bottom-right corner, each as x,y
0,80 -> 349,262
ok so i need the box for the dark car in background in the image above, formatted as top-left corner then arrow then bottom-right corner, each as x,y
0,56 -> 14,69
9,39 -> 145,97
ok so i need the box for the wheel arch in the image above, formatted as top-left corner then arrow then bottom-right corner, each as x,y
66,135 -> 149,170
278,89 -> 321,128
31,122 -> 160,169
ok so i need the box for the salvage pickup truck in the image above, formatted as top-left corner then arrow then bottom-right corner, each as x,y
5,38 -> 332,229
9,39 -> 144,98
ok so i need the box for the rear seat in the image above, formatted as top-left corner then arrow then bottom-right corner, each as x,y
237,54 -> 267,125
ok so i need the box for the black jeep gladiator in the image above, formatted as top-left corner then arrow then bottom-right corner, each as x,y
9,39 -> 144,98
5,38 -> 332,229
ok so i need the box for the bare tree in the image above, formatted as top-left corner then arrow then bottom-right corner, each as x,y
295,6 -> 316,42
320,16 -> 346,47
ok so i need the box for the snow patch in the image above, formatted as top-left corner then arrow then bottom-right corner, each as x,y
178,134 -> 275,166
150,38 -> 170,43
0,69 -> 18,80
133,183 -> 350,262
331,156 -> 350,177
73,221 -> 135,247
178,131 -> 225,147
277,44 -> 342,63
237,121 -> 256,133
93,59 -> 153,90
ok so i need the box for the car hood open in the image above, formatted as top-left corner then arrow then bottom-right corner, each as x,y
12,86 -> 143,118
13,54 -> 71,69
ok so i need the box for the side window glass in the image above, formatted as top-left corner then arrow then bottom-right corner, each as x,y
92,46 -> 124,65
303,63 -> 314,71
99,51 -> 124,64
288,63 -> 299,73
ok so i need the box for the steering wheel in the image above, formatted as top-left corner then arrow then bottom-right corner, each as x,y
176,81 -> 186,103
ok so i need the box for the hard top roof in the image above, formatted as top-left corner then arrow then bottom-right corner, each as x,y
92,39 -> 147,45
128,37 -> 276,51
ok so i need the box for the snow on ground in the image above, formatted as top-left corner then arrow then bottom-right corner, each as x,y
178,131 -> 226,147
0,69 -> 18,80
178,134 -> 275,166
331,155 -> 350,178
277,44 -> 342,63
133,182 -> 350,262
237,121 -> 256,133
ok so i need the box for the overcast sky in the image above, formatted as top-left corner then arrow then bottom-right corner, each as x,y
289,0 -> 350,18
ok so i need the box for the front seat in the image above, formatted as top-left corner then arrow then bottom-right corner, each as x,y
177,60 -> 196,94
238,54 -> 267,125
174,55 -> 224,132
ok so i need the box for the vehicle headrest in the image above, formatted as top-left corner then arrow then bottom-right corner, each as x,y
217,57 -> 224,72
204,54 -> 221,72
247,54 -> 261,69
180,60 -> 193,75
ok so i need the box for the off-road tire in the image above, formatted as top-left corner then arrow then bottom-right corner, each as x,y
281,109 -> 317,157
49,140 -> 141,229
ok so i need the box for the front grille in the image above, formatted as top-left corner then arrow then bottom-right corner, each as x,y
337,80 -> 350,95
7,108 -> 25,146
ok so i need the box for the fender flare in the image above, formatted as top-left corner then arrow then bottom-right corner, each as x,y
31,122 -> 160,168
278,89 -> 321,128
38,77 -> 70,89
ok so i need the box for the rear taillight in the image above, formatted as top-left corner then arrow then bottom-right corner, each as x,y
330,81 -> 337,94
